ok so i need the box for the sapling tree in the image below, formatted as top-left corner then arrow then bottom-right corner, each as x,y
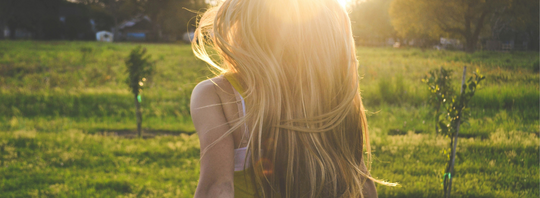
125,46 -> 154,138
423,66 -> 485,198
422,67 -> 455,134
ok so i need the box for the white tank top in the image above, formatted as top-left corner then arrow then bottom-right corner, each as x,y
232,87 -> 249,171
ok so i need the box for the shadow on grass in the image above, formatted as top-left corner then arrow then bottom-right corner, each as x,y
88,128 -> 195,139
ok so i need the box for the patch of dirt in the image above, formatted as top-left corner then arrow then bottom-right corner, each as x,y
97,129 -> 192,139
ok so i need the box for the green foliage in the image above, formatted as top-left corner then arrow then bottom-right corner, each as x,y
350,0 -> 396,42
144,0 -> 206,35
125,46 -> 154,97
424,67 -> 486,197
124,45 -> 155,137
76,0 -> 206,38
437,70 -> 485,138
423,68 -> 454,107
389,0 -> 527,52
0,0 -> 67,39
422,67 -> 455,134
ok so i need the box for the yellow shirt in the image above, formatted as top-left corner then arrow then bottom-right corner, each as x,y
224,74 -> 257,197
234,169 -> 257,197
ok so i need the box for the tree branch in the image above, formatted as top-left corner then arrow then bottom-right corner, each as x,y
434,17 -> 466,36
472,10 -> 489,39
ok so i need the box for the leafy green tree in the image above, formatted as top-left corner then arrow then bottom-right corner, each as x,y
75,0 -> 207,41
349,0 -> 396,43
0,0 -> 16,39
422,68 -> 455,134
390,0 -> 519,52
87,4 -> 115,32
488,0 -> 539,50
125,46 -> 154,138
73,0 -> 143,38
144,0 -> 207,39
1,0 -> 64,39
424,67 -> 485,197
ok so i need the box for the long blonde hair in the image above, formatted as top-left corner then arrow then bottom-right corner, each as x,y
192,0 -> 395,197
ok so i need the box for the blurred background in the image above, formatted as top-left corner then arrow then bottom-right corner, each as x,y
0,0 -> 538,51
0,0 -> 538,197
0,0 -> 205,42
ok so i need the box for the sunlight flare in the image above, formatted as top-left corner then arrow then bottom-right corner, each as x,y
337,0 -> 349,7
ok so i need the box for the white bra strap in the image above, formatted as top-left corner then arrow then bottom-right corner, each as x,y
239,94 -> 246,116
231,87 -> 248,136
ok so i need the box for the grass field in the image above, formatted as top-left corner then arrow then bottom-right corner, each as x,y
0,41 -> 538,197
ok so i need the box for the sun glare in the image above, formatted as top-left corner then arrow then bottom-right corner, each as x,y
337,0 -> 349,7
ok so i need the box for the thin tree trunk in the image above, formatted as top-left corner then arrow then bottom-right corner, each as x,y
8,23 -> 15,40
445,66 -> 467,198
435,67 -> 443,135
465,38 -> 476,53
1,143 -> 4,166
435,105 -> 440,134
443,138 -> 453,196
0,20 -> 4,40
465,11 -> 488,53
113,16 -> 119,41
135,95 -> 142,138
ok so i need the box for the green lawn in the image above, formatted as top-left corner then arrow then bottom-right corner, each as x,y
0,41 -> 538,197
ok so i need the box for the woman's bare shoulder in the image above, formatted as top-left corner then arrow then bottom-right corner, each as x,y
191,76 -> 234,103
190,77 -> 233,137
192,76 -> 222,95
193,76 -> 232,95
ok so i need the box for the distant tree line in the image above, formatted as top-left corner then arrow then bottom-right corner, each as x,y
349,0 -> 539,52
1,0 -> 537,52
0,0 -> 206,41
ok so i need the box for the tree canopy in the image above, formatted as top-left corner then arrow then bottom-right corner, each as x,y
75,0 -> 206,38
1,0 -> 206,40
349,0 -> 396,43
389,0 -> 537,52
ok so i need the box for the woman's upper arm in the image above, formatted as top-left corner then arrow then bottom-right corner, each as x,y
191,79 -> 235,197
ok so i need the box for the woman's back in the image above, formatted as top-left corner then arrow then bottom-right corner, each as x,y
192,75 -> 378,198
191,0 -> 395,197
